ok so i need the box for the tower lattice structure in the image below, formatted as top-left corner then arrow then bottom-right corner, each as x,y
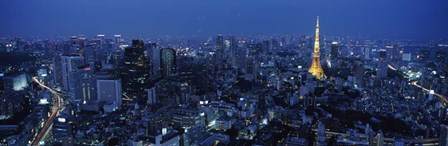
308,16 -> 326,80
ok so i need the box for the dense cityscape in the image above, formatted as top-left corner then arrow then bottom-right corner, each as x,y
1,1 -> 448,146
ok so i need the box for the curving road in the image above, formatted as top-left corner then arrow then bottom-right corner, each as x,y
30,77 -> 65,146
388,64 -> 448,104
304,65 -> 443,144
411,80 -> 448,104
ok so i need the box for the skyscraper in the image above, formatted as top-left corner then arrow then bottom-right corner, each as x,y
440,124 -> 448,146
52,55 -> 63,86
96,34 -> 105,49
317,121 -> 326,145
386,44 -> 400,61
330,41 -> 339,60
216,34 -> 224,49
160,48 -> 176,78
229,36 -> 239,68
121,40 -> 149,100
379,49 -> 387,60
84,44 -> 97,67
114,34 -> 122,48
74,66 -> 96,104
376,130 -> 384,146
148,42 -> 160,79
52,116 -> 73,145
308,16 -> 326,80
61,54 -> 84,101
97,77 -> 122,113
355,62 -> 365,88
0,73 -> 4,94
364,47 -> 371,60
214,34 -> 225,70
377,49 -> 388,79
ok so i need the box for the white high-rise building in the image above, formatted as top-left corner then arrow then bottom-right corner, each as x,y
402,53 -> 411,61
61,55 -> 84,101
114,34 -> 122,48
376,130 -> 384,146
364,48 -> 370,60
75,68 -> 96,104
97,78 -> 122,113
317,121 -> 326,146
2,72 -> 28,91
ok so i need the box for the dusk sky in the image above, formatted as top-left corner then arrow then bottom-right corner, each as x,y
1,0 -> 447,39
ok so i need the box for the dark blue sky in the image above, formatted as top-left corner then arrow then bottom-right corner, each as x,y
1,0 -> 447,39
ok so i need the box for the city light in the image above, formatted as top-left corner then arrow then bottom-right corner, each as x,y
1,2 -> 447,145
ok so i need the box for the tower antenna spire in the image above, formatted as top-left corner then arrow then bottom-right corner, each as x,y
308,16 -> 326,80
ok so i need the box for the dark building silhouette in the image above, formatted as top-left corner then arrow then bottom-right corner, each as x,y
121,40 -> 149,100
160,48 -> 176,78
440,124 -> 448,146
215,34 -> 224,49
0,75 -> 3,93
379,50 -> 387,60
377,49 -> 388,79
330,41 -> 339,60
146,42 -> 160,79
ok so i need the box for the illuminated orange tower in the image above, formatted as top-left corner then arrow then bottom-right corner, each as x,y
308,16 -> 326,80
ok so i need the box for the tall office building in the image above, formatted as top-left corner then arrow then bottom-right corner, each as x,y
160,48 -> 176,78
216,34 -> 224,49
365,124 -> 375,145
229,36 -> 239,68
402,53 -> 411,61
440,124 -> 448,146
61,55 -> 85,101
52,55 -> 63,86
121,40 -> 149,100
114,34 -> 122,47
0,73 -> 3,94
308,16 -> 326,80
68,35 -> 86,54
330,41 -> 339,60
73,66 -> 96,104
84,44 -> 97,67
97,77 -> 122,113
364,47 -> 371,60
148,42 -> 160,78
214,34 -> 225,69
355,62 -> 365,88
317,121 -> 326,146
147,87 -> 156,105
386,44 -> 400,61
52,116 -> 73,146
377,50 -> 388,79
376,130 -> 384,146
379,49 -> 387,60
96,34 -> 105,50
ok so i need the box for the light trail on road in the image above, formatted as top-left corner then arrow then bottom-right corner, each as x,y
32,109 -> 57,146
31,77 -> 66,146
388,65 -> 448,104
305,65 -> 444,144
32,77 -> 62,107
387,64 -> 397,71
411,81 -> 448,103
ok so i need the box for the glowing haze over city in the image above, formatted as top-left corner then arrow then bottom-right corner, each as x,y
0,1 -> 448,145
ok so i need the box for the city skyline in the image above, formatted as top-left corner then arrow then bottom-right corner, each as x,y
1,0 -> 448,40
1,1 -> 448,145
